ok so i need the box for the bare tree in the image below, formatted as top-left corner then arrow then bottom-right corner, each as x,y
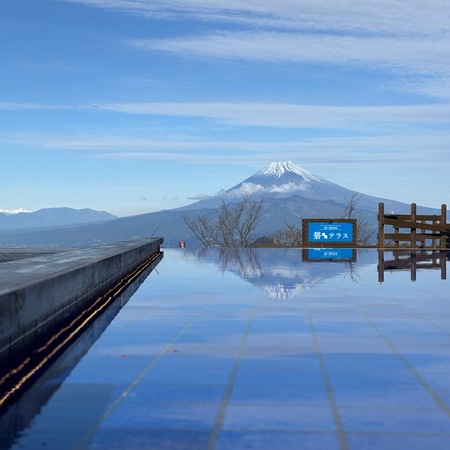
183,213 -> 218,247
343,192 -> 358,220
343,192 -> 375,246
268,222 -> 303,246
183,195 -> 264,247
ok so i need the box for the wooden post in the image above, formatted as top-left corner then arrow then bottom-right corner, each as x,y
431,216 -> 436,249
394,224 -> 399,248
441,204 -> 447,249
377,250 -> 384,282
411,256 -> 417,281
440,252 -> 447,280
411,203 -> 417,249
378,202 -> 385,248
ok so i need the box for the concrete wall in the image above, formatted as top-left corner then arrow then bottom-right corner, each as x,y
0,238 -> 163,358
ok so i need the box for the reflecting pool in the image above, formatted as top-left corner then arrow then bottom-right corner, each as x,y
2,248 -> 450,450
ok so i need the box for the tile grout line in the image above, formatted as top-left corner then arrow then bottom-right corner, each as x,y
375,283 -> 450,340
207,295 -> 262,450
304,297 -> 349,450
105,295 -> 175,338
352,300 -> 450,419
75,293 -> 220,450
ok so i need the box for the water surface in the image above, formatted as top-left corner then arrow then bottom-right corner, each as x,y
2,248 -> 450,450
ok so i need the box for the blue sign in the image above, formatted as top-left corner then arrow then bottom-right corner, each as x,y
308,222 -> 354,243
307,248 -> 355,261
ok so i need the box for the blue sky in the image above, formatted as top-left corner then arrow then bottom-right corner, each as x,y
2,0 -> 450,216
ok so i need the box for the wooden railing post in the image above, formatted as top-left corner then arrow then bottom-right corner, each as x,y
378,202 -> 385,248
411,203 -> 417,248
441,204 -> 447,249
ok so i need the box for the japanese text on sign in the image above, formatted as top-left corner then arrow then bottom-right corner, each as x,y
308,222 -> 354,243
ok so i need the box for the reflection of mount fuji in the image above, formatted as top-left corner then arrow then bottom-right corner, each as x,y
185,248 -> 378,300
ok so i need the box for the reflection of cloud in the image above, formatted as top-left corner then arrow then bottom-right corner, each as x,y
261,277 -> 322,301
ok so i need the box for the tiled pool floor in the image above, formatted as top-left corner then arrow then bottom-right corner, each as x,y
3,248 -> 450,449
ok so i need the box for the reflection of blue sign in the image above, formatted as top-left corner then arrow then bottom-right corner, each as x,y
308,222 -> 354,243
307,248 -> 355,260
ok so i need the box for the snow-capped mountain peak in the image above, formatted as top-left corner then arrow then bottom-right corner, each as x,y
222,160 -> 332,200
0,207 -> 117,230
255,161 -> 325,183
182,159 -> 382,213
0,208 -> 31,215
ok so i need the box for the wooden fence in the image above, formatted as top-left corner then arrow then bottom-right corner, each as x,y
378,202 -> 449,248
377,249 -> 447,282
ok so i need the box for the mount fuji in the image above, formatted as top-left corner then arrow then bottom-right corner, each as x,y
0,161 -> 441,247
228,161 -> 335,196
182,160 -> 410,214
226,161 -> 355,201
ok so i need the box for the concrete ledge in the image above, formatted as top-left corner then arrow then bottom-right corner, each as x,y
0,238 -> 163,358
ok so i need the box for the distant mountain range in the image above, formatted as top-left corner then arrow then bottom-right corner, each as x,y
0,208 -> 116,230
0,161 -> 444,248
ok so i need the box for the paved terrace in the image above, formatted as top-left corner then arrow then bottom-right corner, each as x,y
2,248 -> 450,450
0,239 -> 163,408
0,248 -> 67,263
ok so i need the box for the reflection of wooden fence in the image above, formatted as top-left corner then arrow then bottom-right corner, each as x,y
378,250 -> 447,282
378,202 -> 449,248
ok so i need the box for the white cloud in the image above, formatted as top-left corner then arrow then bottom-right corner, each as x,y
58,0 -> 450,98
3,128 -> 450,160
225,181 -> 309,199
60,0 -> 450,37
0,102 -> 77,111
388,76 -> 450,99
5,100 -> 450,130
95,101 -> 450,129
129,32 -> 450,77
188,193 -> 212,200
